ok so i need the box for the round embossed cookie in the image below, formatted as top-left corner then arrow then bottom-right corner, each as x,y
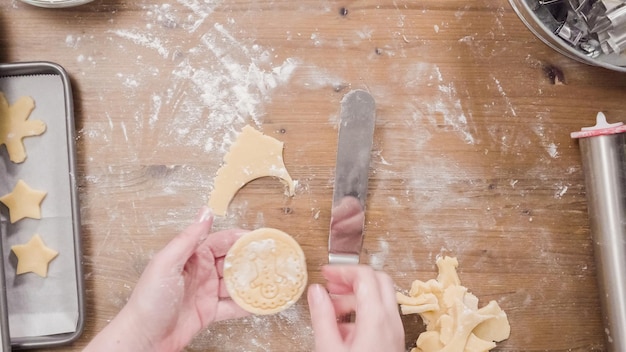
223,227 -> 308,315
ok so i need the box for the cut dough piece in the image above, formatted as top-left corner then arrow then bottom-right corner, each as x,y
208,125 -> 295,216
0,179 -> 47,223
397,256 -> 510,352
223,227 -> 307,315
11,234 -> 58,278
0,92 -> 47,163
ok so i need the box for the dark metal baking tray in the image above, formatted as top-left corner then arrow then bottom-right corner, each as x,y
0,61 -> 84,349
0,219 -> 10,352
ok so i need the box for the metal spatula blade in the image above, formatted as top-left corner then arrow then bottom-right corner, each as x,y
328,90 -> 376,265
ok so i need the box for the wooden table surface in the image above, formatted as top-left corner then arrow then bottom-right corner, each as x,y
2,0 -> 626,351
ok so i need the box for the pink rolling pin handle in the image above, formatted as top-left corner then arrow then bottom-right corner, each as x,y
571,112 -> 626,139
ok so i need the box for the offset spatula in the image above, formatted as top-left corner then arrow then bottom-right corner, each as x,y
328,90 -> 376,265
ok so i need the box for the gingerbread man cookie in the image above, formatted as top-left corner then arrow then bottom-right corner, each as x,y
0,93 -> 46,163
223,228 -> 307,315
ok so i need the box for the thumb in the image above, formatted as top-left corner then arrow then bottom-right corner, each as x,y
308,284 -> 343,351
152,206 -> 214,271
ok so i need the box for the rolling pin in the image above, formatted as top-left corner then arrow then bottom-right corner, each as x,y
572,112 -> 626,352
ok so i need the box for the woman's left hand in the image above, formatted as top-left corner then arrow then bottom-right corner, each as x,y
84,206 -> 250,352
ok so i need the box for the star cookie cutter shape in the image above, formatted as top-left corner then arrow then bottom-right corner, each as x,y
0,180 -> 47,223
11,234 -> 58,278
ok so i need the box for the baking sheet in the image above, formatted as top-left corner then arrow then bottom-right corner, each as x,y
0,215 -> 9,352
0,68 -> 82,345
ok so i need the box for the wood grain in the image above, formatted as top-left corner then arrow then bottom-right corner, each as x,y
2,0 -> 625,350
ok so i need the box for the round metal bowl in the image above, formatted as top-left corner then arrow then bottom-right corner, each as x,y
509,0 -> 626,72
18,0 -> 94,8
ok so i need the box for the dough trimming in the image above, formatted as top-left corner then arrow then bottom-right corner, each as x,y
397,256 -> 510,352
208,125 -> 295,216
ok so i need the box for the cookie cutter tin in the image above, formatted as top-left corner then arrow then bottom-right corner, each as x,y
18,0 -> 94,8
509,0 -> 626,72
0,61 -> 85,349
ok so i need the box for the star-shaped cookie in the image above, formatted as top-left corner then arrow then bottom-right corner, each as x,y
0,92 -> 46,163
0,180 -> 47,223
12,234 -> 58,278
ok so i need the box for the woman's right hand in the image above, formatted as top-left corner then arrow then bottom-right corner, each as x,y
307,265 -> 405,352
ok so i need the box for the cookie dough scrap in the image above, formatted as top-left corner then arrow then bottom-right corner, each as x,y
223,227 -> 307,315
0,179 -> 47,223
11,234 -> 58,278
0,92 -> 47,163
397,256 -> 510,352
208,125 -> 295,216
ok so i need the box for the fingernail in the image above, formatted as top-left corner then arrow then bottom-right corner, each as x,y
195,206 -> 213,223
308,284 -> 326,304
234,230 -> 249,238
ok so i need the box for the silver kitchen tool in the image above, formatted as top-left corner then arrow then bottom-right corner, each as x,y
18,0 -> 94,8
328,90 -> 376,265
509,0 -> 626,72
571,112 -> 626,352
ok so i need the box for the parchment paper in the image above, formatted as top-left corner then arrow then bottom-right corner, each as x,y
0,74 -> 79,338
